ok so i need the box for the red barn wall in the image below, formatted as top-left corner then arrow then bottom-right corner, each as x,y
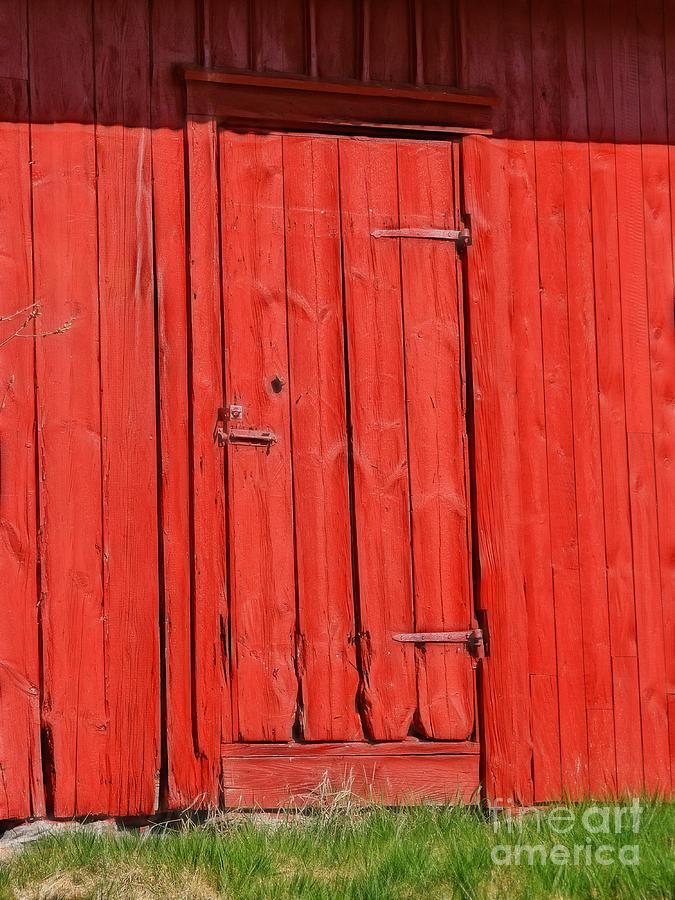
0,0 -> 672,818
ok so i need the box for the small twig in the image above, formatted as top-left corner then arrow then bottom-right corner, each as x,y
0,303 -> 39,324
0,375 -> 14,414
0,302 -> 73,351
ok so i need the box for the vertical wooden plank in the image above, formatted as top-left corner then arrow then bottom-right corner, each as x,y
366,0 -> 411,83
185,117 -> 229,795
150,0 -> 203,809
640,0 -> 675,790
462,134 -> 533,805
503,0 -> 561,802
338,137 -> 416,741
0,0 -> 43,817
396,141 -> 473,741
584,0 -> 642,790
418,0 -> 457,86
0,0 -> 26,79
282,135 -> 361,741
531,0 -> 588,798
219,131 -> 297,741
560,0 -> 615,796
94,0 -> 159,817
460,0 -> 533,806
663,1 -> 675,729
612,0 -> 669,793
314,0 -> 356,80
252,0 -> 306,74
613,656 -> 644,793
206,0 -> 250,69
29,0 -> 107,816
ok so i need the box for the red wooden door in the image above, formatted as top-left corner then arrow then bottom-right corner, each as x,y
216,130 -> 477,802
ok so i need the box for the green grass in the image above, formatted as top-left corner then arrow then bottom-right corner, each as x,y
0,799 -> 672,899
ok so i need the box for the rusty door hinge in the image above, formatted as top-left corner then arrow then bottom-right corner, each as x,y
371,219 -> 472,252
392,628 -> 485,658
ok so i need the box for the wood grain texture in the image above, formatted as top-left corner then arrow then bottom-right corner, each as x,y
219,131 -> 297,742
94,0 -> 160,816
532,0 -> 588,799
396,140 -> 473,740
186,117 -> 229,796
0,25 -> 43,817
461,135 -> 533,806
338,137 -> 416,741
663,1 -> 675,716
612,0 -> 669,793
29,0 -> 106,817
282,134 -> 362,741
150,0 -> 202,809
222,739 -> 480,758
584,0 -> 642,792
460,0 -> 534,807
221,752 -> 479,807
638,0 -> 673,791
503,0 -> 561,803
560,0 -> 615,796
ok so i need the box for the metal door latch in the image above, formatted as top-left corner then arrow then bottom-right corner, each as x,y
228,428 -> 277,451
392,628 -> 485,658
371,219 -> 472,252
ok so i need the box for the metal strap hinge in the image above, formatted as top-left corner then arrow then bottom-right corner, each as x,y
371,221 -> 472,252
392,628 -> 485,658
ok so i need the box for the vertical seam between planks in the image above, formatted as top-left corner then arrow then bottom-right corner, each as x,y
528,0 -> 563,787
214,126 -> 235,746
610,0 -> 645,788
335,139 -> 369,737
183,119 -> 200,761
455,139 -> 481,744
279,134 -> 304,741
393,141 -> 419,736
527,0 -> 564,795
580,0 -> 619,793
558,1 -> 590,791
26,0 -> 50,818
148,0 -> 169,812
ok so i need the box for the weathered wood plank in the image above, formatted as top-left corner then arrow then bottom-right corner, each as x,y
221,753 -> 479,807
29,0 -> 106,817
460,135 -> 533,805
282,134 -> 362,741
186,116 -> 229,793
396,140 -> 473,740
532,0 -> 588,799
612,0 -> 669,793
560,0 -> 615,796
94,0 -> 159,816
338,137 -> 416,741
584,0 -> 641,792
150,0 -> 202,809
219,131 -> 297,741
0,3 -> 43,815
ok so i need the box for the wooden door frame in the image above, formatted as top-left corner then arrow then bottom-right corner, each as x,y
184,68 -> 499,137
183,73 -> 493,806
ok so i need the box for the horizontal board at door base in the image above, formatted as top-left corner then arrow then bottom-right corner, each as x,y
220,746 -> 480,808
222,740 -> 480,757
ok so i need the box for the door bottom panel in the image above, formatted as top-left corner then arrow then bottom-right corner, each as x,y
220,741 -> 480,807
